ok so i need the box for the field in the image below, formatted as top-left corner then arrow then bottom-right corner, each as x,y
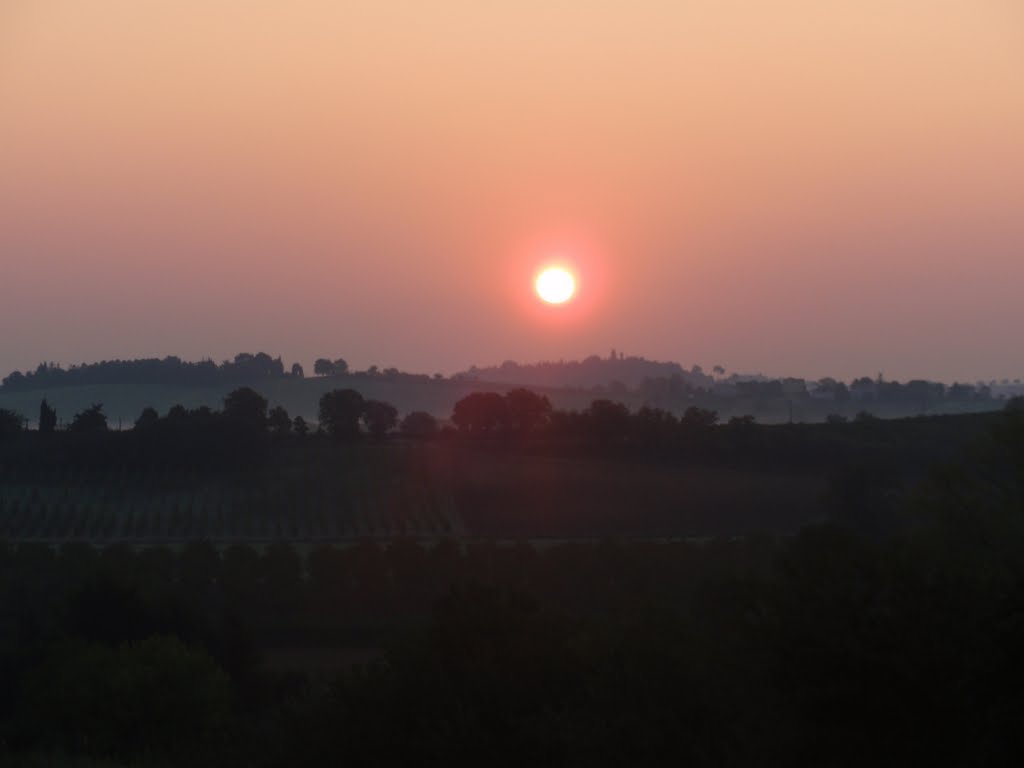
0,437 -> 831,544
0,442 -> 460,544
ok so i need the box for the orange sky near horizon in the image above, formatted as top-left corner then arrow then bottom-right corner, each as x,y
1,0 -> 1022,382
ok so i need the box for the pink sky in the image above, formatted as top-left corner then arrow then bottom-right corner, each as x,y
2,0 -> 1022,382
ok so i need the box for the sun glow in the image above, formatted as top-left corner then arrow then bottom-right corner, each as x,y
535,267 -> 576,304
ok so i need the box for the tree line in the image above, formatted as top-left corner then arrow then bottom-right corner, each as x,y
0,384 -> 866,444
4,386 -> 1019,467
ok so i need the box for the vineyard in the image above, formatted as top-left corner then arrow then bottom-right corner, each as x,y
0,443 -> 465,544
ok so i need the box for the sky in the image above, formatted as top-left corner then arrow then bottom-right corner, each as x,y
1,0 -> 1022,383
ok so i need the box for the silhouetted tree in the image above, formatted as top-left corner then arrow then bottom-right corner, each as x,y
293,415 -> 309,436
334,358 -> 349,374
39,398 -> 57,433
400,411 -> 439,439
728,414 -> 756,428
223,387 -> 268,431
585,399 -> 631,443
319,388 -> 365,439
0,408 -> 24,437
681,406 -> 718,429
362,399 -> 398,439
221,352 -> 284,382
68,404 -> 108,434
632,406 -> 678,446
290,362 -> 304,378
314,358 -> 335,376
505,388 -> 552,434
452,392 -> 508,435
268,406 -> 292,436
134,406 -> 160,431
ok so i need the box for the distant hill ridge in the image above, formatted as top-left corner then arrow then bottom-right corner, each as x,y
2,351 -> 717,394
459,352 -> 714,390
1,352 -> 293,392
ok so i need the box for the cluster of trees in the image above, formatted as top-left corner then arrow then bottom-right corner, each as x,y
638,373 -> 997,405
0,399 -> 101,437
449,389 -> 740,446
1,388 -> 421,447
813,375 -> 993,404
313,357 -> 348,376
0,352 -> 300,392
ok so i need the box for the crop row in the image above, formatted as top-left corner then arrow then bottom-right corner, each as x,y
0,485 -> 462,542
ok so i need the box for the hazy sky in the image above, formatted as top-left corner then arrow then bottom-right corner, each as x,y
2,0 -> 1022,382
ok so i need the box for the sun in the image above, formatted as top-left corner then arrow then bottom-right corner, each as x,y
535,267 -> 576,304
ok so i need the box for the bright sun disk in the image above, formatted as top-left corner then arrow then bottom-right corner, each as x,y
536,267 -> 576,304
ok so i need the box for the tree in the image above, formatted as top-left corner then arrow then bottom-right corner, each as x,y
585,399 -> 631,443
39,398 -> 57,433
290,362 -> 305,378
334,358 -> 349,374
268,405 -> 292,436
362,399 -> 398,439
293,415 -> 309,436
400,411 -> 439,439
0,408 -> 24,437
319,388 -> 365,438
69,403 -> 108,434
134,406 -> 160,431
728,414 -> 756,428
633,406 -> 678,446
504,388 -> 552,434
681,406 -> 718,429
452,392 -> 508,435
313,358 -> 335,376
713,365 -> 726,377
223,387 -> 268,431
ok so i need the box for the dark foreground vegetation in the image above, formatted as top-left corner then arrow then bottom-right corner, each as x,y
0,393 -> 1021,765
